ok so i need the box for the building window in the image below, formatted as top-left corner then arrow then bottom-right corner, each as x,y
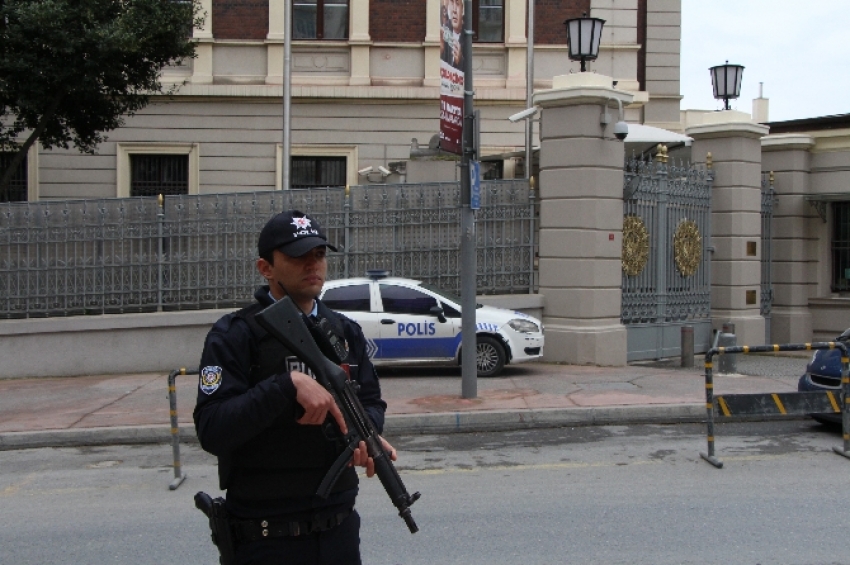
293,0 -> 349,40
117,143 -> 198,198
474,0 -> 503,43
130,154 -> 189,197
291,156 -> 347,188
832,202 -> 850,292
0,152 -> 28,202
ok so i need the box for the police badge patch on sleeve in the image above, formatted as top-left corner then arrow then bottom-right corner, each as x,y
200,366 -> 223,395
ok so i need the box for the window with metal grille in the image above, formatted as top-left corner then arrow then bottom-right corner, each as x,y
832,201 -> 850,292
293,0 -> 349,39
291,156 -> 347,188
474,0 -> 504,42
130,154 -> 189,197
0,152 -> 28,202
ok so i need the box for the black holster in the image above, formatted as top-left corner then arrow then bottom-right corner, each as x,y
195,491 -> 237,565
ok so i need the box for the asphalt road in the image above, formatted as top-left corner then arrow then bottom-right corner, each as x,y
1,419 -> 847,565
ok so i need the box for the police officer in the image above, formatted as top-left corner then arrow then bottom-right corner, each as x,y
194,210 -> 395,565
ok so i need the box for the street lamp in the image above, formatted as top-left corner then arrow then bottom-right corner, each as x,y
709,61 -> 744,111
564,12 -> 605,72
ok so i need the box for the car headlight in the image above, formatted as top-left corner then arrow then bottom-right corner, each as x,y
508,319 -> 540,333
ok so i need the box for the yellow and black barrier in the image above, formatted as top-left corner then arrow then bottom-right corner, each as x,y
715,390 -> 842,418
167,367 -> 198,490
700,342 -> 850,468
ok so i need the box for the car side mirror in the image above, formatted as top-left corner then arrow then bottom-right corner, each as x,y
430,305 -> 447,323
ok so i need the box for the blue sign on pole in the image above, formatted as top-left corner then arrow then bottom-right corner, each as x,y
470,160 -> 481,210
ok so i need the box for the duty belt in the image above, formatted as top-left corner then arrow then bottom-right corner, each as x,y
233,509 -> 352,542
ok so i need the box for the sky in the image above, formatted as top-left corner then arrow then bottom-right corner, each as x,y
679,0 -> 850,122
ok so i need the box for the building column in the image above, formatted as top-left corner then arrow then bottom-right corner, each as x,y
533,73 -> 633,366
761,134 -> 817,343
687,111 -> 769,346
423,0 -> 442,87
504,0 -> 527,89
348,0 -> 371,86
266,0 -> 285,84
191,0 -> 214,84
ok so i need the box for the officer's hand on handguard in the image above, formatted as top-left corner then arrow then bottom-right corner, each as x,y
351,437 -> 397,478
290,370 -> 347,434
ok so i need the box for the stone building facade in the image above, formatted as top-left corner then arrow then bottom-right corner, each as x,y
5,0 -> 683,201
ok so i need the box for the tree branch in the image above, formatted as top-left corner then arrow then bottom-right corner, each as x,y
0,93 -> 63,199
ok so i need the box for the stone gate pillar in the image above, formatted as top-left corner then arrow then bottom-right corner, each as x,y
761,134 -> 816,343
533,73 -> 633,366
686,111 -> 769,346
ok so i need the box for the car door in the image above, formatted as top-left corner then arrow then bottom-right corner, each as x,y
320,282 -> 382,360
376,283 -> 460,361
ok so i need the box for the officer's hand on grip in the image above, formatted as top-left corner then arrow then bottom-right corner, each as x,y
291,370 -> 347,434
352,436 -> 397,478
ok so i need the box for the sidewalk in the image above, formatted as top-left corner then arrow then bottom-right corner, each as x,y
0,356 -> 807,450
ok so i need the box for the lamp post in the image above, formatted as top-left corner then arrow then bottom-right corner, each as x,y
564,12 -> 605,72
709,61 -> 744,111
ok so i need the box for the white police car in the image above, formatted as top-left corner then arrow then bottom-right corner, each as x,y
319,271 -> 544,377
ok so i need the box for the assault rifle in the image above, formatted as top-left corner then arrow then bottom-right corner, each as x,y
255,296 -> 421,533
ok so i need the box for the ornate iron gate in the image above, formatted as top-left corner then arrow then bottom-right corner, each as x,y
621,150 -> 713,361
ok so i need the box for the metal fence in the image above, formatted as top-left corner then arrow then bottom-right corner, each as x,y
760,172 -> 775,318
0,180 -> 537,318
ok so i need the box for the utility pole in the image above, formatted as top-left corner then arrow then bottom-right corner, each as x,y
525,0 -> 534,179
282,0 -> 292,190
460,0 -> 477,399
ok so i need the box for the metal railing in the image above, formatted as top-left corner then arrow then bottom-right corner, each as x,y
0,180 -> 537,318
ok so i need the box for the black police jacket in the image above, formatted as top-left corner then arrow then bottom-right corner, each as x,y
193,286 -> 387,515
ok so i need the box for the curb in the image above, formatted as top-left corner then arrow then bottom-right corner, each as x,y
384,404 -> 706,434
0,404 -> 709,450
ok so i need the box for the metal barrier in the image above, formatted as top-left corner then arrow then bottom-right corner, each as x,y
700,342 -> 850,468
167,367 -> 198,490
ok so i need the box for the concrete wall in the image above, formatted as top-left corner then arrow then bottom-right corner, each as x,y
0,294 -> 543,379
0,311 -> 222,379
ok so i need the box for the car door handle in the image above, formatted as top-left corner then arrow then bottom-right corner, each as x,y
381,319 -> 396,324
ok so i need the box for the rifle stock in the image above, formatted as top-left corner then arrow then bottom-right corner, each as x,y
255,296 -> 420,533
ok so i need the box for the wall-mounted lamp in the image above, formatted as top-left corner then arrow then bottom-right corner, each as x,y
710,61 -> 744,111
564,12 -> 605,72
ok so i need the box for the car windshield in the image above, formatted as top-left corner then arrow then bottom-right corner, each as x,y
420,284 -> 482,308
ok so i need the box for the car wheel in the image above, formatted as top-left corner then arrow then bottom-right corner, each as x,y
476,336 -> 506,378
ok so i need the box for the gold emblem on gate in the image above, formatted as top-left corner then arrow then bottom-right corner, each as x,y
673,219 -> 702,277
622,215 -> 650,276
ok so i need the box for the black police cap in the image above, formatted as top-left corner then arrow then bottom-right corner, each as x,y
257,210 -> 338,258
